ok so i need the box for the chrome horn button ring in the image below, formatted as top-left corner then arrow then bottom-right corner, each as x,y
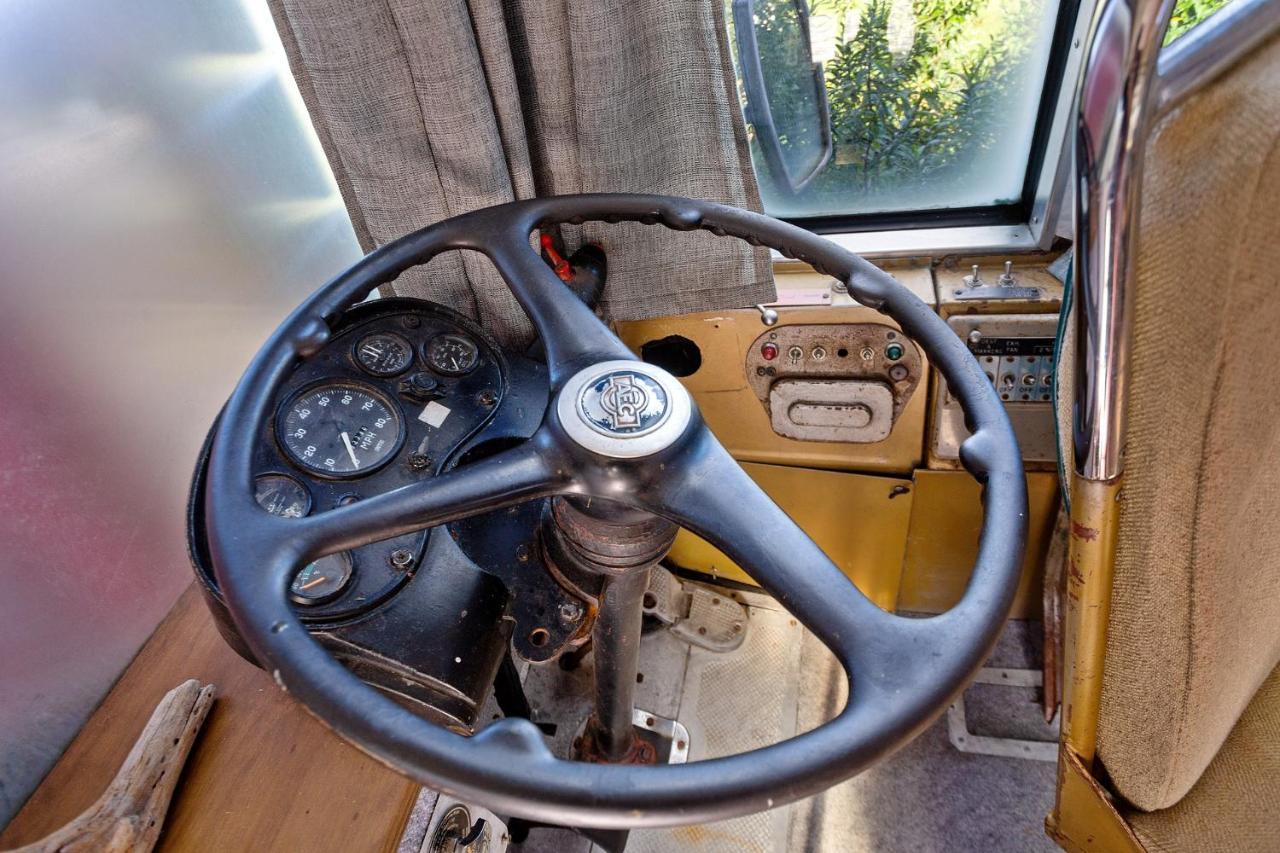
556,360 -> 693,458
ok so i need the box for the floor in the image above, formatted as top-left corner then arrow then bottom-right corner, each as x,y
784,624 -> 1060,853
405,581 -> 1060,853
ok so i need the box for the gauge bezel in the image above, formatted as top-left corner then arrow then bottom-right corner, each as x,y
253,472 -> 313,518
352,331 -> 415,377
289,551 -> 355,605
275,380 -> 406,480
424,333 -> 481,377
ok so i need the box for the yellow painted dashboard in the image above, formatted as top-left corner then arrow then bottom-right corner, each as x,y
616,255 -> 1065,618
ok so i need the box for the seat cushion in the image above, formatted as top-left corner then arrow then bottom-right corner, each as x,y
1096,32 -> 1280,811
1126,665 -> 1280,852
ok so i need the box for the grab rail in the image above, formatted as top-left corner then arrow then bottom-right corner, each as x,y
1071,0 -> 1175,481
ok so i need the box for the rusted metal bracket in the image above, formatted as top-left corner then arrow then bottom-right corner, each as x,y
1043,504 -> 1070,722
643,567 -> 749,653
1046,749 -> 1147,853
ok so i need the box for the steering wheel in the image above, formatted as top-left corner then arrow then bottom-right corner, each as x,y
206,194 -> 1026,828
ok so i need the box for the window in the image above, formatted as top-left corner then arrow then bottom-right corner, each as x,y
731,0 -> 1079,236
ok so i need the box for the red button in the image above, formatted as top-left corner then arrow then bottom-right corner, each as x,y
761,342 -> 779,361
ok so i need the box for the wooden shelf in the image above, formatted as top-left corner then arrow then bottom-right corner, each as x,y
0,584 -> 419,852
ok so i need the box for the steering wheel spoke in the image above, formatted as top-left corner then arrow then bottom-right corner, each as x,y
289,437 -> 568,563
485,230 -> 634,386
640,426 -> 906,666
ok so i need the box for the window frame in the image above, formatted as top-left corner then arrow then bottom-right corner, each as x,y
770,0 -> 1097,259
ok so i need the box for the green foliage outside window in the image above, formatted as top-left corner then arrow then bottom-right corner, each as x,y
813,0 -> 1035,200
747,0 -> 1045,211
1164,0 -> 1232,44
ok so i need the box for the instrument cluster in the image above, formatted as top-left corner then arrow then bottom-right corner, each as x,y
223,297 -> 508,622
189,297 -> 555,726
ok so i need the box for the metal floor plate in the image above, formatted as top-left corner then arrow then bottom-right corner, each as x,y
627,591 -> 804,853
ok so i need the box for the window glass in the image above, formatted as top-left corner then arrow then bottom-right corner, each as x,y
1165,0 -> 1235,44
734,0 -> 1066,220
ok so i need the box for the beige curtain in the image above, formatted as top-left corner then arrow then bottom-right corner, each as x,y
270,0 -> 776,347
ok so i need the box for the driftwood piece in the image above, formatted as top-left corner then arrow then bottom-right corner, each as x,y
5,680 -> 216,853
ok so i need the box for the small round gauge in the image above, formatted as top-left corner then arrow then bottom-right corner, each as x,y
290,552 -> 353,603
277,383 -> 403,477
354,332 -> 414,377
425,333 -> 480,376
253,474 -> 311,518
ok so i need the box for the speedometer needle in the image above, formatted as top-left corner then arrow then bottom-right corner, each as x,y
341,431 -> 360,467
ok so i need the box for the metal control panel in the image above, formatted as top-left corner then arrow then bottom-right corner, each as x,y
746,324 -> 924,443
932,314 -> 1059,465
969,331 -> 1056,404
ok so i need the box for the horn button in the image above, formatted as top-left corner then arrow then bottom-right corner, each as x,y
556,360 -> 692,458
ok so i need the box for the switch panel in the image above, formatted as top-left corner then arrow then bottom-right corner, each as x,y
746,324 -> 924,444
932,314 -> 1059,465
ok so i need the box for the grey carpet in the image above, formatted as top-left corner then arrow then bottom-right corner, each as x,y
786,620 -> 1059,853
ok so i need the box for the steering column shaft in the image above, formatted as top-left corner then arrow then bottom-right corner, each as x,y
546,496 -> 676,763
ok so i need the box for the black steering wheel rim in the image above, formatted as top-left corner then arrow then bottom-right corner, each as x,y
205,194 -> 1026,828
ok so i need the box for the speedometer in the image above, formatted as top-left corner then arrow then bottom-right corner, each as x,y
277,383 -> 403,477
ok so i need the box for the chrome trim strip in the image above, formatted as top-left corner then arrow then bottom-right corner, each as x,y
1072,0 -> 1175,480
1155,0 -> 1280,116
816,223 -> 1039,259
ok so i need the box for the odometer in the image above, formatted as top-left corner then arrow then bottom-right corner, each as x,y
277,383 -> 403,477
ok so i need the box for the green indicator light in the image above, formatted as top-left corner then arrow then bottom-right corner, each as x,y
885,342 -> 904,361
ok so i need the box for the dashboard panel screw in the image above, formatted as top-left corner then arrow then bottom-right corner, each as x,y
389,549 -> 415,570
558,601 -> 583,624
478,389 -> 498,407
408,452 -> 432,471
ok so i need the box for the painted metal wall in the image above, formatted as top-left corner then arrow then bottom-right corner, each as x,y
0,0 -> 360,825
